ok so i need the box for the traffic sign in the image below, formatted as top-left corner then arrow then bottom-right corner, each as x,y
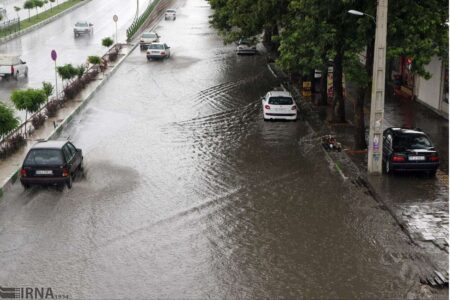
51,50 -> 57,61
113,15 -> 118,22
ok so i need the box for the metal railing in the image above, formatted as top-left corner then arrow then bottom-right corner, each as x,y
0,43 -> 124,155
0,18 -> 20,35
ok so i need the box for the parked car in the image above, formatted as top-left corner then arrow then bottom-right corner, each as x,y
146,43 -> 171,60
165,9 -> 176,20
236,38 -> 257,55
140,31 -> 160,50
262,90 -> 297,121
73,21 -> 93,37
382,127 -> 440,176
0,55 -> 28,79
20,140 -> 83,189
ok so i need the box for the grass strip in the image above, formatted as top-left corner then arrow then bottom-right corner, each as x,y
0,0 -> 83,38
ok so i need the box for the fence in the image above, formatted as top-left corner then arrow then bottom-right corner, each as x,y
0,18 -> 20,36
0,43 -> 124,157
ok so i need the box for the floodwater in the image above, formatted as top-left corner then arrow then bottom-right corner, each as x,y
0,0 -> 446,299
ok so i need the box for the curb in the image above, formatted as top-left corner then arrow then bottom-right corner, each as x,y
0,43 -> 134,198
268,62 -> 419,245
0,0 -> 92,44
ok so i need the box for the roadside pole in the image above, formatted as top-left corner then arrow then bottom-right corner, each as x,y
113,15 -> 118,44
51,49 -> 58,100
367,0 -> 388,174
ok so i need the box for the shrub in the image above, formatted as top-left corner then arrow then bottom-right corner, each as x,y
88,56 -> 101,65
45,100 -> 59,117
31,113 -> 46,129
57,64 -> 78,83
108,51 -> 118,62
102,37 -> 114,48
42,81 -> 54,101
63,80 -> 83,100
0,103 -> 19,137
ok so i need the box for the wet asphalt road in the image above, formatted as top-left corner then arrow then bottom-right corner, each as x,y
0,0 -> 445,298
0,0 -> 151,119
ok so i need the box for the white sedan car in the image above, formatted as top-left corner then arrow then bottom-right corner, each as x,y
262,90 -> 297,121
236,39 -> 257,55
140,32 -> 160,50
165,9 -> 176,20
146,43 -> 171,60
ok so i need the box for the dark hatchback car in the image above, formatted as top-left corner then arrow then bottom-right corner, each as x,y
20,141 -> 83,189
382,128 -> 440,176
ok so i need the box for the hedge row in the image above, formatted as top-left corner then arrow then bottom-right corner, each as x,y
126,0 -> 161,41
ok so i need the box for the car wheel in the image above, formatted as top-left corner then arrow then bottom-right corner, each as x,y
14,71 -> 19,79
385,159 -> 392,174
67,174 -> 73,189
22,183 -> 30,190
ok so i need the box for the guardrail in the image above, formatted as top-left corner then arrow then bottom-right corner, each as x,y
0,18 -> 20,35
0,43 -> 124,157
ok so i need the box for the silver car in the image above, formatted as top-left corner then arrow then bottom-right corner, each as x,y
165,9 -> 176,20
140,32 -> 160,50
146,43 -> 171,60
236,39 -> 257,55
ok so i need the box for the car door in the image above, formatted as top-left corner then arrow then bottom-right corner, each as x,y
62,144 -> 76,174
67,142 -> 81,169
164,44 -> 170,56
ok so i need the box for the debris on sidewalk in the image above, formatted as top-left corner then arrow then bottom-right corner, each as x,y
321,135 -> 342,152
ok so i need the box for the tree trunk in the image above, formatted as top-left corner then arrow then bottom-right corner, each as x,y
319,64 -> 328,106
353,38 -> 375,150
332,51 -> 345,123
354,86 -> 366,149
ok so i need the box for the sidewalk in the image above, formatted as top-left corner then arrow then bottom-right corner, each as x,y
269,62 -> 449,288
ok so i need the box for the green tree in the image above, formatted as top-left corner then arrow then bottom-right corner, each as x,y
11,89 -> 46,135
14,6 -> 21,19
76,64 -> 85,80
23,0 -> 34,21
0,103 -> 19,137
56,64 -> 78,85
49,0 -> 55,11
88,55 -> 101,66
42,81 -> 54,102
33,0 -> 44,17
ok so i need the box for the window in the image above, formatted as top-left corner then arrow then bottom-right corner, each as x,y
62,146 -> 73,162
24,149 -> 63,166
394,134 -> 432,150
268,97 -> 294,105
142,33 -> 156,39
149,44 -> 164,50
67,143 -> 77,157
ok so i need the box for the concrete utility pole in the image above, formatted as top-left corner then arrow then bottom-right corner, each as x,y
367,0 -> 388,174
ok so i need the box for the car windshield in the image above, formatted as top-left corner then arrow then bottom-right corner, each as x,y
268,96 -> 293,105
142,33 -> 156,38
394,134 -> 433,150
166,9 -> 175,13
149,44 -> 164,49
24,149 -> 64,166
75,22 -> 88,27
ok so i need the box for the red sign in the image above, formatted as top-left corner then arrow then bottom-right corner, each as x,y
51,50 -> 57,61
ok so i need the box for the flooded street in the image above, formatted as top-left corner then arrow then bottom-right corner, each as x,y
0,0 -> 446,298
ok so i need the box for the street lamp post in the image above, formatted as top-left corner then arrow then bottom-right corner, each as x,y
348,2 -> 388,175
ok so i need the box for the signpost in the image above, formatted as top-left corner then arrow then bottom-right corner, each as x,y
113,15 -> 118,44
51,50 -> 58,100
